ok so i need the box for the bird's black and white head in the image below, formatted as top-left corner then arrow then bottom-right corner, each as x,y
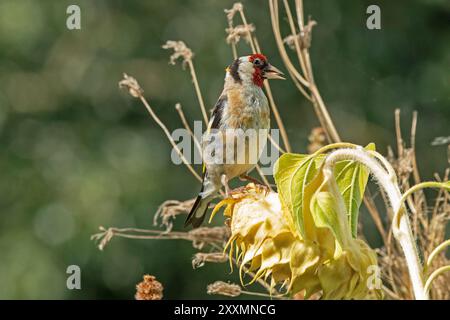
226,53 -> 285,87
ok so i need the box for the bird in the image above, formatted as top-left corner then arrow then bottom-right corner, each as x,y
185,53 -> 285,228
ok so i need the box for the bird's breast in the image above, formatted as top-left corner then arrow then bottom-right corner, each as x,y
223,86 -> 270,130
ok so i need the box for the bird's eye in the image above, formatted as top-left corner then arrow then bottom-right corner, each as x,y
253,58 -> 261,66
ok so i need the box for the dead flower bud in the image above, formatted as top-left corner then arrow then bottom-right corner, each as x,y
224,3 -> 244,22
119,73 -> 143,98
188,226 -> 230,249
153,199 -> 196,233
307,127 -> 327,154
162,40 -> 194,68
192,252 -> 228,269
226,24 -> 255,45
283,19 -> 317,50
135,275 -> 163,300
90,226 -> 114,251
207,281 -> 241,297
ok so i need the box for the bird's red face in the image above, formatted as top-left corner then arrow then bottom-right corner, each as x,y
227,54 -> 285,87
249,53 -> 285,87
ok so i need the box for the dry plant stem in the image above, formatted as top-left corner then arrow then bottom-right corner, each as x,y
138,95 -> 202,182
263,76 -> 292,153
94,227 -> 197,241
268,133 -> 286,154
394,110 -> 418,234
409,111 -> 428,216
283,0 -> 309,79
92,226 -> 229,251
323,147 -> 428,300
97,226 -> 278,297
187,60 -> 209,125
230,42 -> 238,60
175,103 -> 202,153
269,0 -> 340,143
410,112 -> 422,185
237,9 -> 256,53
255,165 -> 273,191
228,24 -> 238,60
120,74 -> 201,182
382,285 -> 402,300
269,0 -> 311,99
395,109 -> 404,158
269,0 -> 309,86
432,169 -> 449,219
254,39 -> 292,153
240,290 -> 286,299
309,85 -> 340,143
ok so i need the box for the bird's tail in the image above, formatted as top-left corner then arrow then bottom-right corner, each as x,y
184,195 -> 212,228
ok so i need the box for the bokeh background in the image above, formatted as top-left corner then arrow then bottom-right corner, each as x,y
0,0 -> 449,299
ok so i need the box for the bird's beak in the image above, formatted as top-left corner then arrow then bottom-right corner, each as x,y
264,64 -> 285,80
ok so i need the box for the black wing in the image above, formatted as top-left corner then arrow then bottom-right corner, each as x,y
209,94 -> 227,131
200,93 -> 227,177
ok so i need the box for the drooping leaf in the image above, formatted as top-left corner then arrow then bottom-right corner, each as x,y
274,153 -> 324,238
333,143 -> 375,237
310,189 -> 350,250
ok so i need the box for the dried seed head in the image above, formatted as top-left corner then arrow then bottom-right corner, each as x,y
226,24 -> 255,45
162,40 -> 194,68
119,73 -> 143,98
207,281 -> 241,297
307,127 -> 327,154
224,3 -> 243,23
153,199 -> 196,232
188,226 -> 230,249
283,34 -> 297,51
387,146 -> 414,185
283,19 -> 317,50
192,252 -> 228,269
135,275 -> 163,300
90,226 -> 114,251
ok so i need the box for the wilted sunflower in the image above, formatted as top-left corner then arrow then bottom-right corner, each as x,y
211,182 -> 382,300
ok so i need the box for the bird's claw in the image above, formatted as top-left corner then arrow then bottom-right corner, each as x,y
239,174 -> 271,195
256,183 -> 271,196
221,174 -> 231,198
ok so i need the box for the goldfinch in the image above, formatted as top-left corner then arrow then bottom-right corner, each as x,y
185,54 -> 285,228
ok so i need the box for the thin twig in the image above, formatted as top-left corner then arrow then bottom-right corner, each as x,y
137,95 -> 202,182
254,38 -> 292,152
255,165 -> 273,191
119,74 -> 201,182
175,103 -> 202,153
162,41 -> 209,125
187,60 -> 209,125
269,133 -> 286,154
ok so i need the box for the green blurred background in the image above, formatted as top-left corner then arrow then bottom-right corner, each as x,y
0,0 -> 448,299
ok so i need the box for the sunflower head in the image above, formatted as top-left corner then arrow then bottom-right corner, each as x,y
212,183 -> 382,299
